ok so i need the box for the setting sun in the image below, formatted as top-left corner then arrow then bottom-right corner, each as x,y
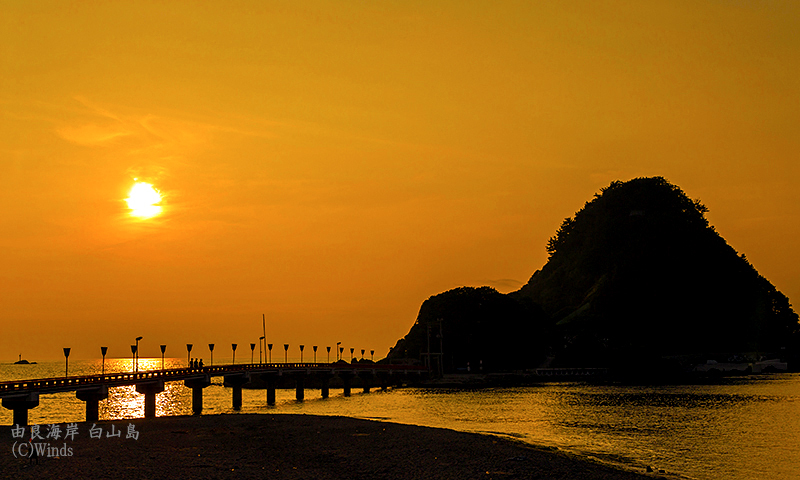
126,181 -> 162,219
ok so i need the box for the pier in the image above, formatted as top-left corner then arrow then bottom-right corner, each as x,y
0,362 -> 426,425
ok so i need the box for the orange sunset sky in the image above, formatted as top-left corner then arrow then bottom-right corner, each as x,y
2,1 -> 798,362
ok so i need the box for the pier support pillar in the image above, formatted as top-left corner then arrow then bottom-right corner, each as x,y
76,386 -> 108,422
135,380 -> 165,418
378,373 -> 390,392
261,373 -> 278,406
184,375 -> 212,415
340,373 -> 354,397
319,374 -> 331,399
359,371 -> 374,393
294,375 -> 305,401
1,392 -> 39,426
224,373 -> 251,410
193,387 -> 203,414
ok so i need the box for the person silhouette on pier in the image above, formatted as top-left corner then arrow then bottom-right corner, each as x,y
199,359 -> 204,368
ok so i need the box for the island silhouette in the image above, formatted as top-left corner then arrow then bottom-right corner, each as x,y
386,177 -> 799,377
13,354 -> 36,365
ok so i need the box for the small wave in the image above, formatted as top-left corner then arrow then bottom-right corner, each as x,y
479,430 -> 527,439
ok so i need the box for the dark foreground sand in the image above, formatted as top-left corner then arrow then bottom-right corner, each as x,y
1,414 -> 669,480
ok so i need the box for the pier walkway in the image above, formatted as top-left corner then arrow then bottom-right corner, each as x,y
0,362 -> 426,425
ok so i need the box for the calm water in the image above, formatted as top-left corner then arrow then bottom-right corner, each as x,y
2,359 -> 799,480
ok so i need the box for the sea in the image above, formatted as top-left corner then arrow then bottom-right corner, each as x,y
2,358 -> 799,480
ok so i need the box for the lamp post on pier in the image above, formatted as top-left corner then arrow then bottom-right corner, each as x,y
186,344 -> 193,367
101,347 -> 108,374
130,345 -> 137,373
63,347 -> 71,377
232,344 -> 238,364
299,345 -> 305,363
361,349 -> 365,360
313,346 -> 318,363
160,345 -> 167,369
371,350 -> 375,361
283,344 -> 289,363
326,346 -> 331,363
268,344 -> 273,363
250,343 -> 256,364
208,344 -> 215,366
350,348 -> 354,362
135,336 -> 143,372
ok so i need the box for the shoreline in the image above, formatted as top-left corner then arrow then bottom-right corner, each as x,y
0,413 -> 673,480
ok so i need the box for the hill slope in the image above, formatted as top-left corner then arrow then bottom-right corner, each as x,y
513,177 -> 798,367
387,177 -> 799,372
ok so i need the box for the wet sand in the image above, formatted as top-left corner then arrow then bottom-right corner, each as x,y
1,414 -> 668,479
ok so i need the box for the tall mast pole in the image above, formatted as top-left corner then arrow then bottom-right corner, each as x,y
262,313 -> 266,362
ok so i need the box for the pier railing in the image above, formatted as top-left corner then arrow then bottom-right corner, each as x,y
0,362 -> 425,395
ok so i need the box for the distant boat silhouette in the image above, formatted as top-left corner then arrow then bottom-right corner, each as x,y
14,354 -> 36,365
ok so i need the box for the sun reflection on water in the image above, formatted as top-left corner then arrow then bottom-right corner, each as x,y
99,358 -> 190,419
100,382 -> 188,420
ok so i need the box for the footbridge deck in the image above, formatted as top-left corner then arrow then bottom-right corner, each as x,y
0,363 -> 427,425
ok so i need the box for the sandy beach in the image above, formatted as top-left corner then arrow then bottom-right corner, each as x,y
0,414 -> 669,480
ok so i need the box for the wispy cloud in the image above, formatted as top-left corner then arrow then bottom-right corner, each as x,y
56,122 -> 133,145
55,96 -> 288,149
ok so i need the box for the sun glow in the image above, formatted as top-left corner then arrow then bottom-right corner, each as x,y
126,181 -> 162,218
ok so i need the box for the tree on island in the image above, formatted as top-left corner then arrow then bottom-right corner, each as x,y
386,177 -> 799,374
